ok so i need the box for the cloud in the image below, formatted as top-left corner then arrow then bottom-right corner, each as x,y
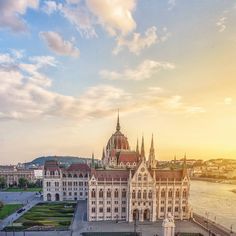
224,97 -> 232,105
40,31 -> 80,57
216,16 -> 227,32
100,59 -> 175,81
58,3 -> 97,38
113,26 -> 171,55
0,0 -> 39,32
42,1 -> 58,15
168,0 -> 176,10
0,53 -> 15,64
0,52 -> 204,122
113,26 -> 158,55
86,0 -> 136,36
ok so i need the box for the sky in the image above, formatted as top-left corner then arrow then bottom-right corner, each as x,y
0,0 -> 236,164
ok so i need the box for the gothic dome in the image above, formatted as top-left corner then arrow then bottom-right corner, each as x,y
106,114 -> 130,151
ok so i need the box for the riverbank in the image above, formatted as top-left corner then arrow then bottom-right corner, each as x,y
191,177 -> 236,185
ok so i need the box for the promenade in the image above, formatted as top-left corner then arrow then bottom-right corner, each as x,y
192,213 -> 236,236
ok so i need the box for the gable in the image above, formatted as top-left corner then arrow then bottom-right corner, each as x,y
131,160 -> 153,183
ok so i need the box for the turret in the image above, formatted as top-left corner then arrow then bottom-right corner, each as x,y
140,135 -> 145,161
148,134 -> 156,169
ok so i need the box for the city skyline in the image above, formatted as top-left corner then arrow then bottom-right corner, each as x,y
1,0 -> 236,164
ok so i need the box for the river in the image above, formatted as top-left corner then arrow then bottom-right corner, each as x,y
190,180 -> 236,230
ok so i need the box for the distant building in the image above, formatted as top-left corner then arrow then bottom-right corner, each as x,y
0,165 -> 35,187
43,113 -> 191,222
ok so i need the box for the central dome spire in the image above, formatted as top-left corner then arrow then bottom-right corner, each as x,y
116,109 -> 120,131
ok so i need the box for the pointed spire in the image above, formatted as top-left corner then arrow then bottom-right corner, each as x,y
149,134 -> 155,168
136,138 -> 139,156
102,147 -> 105,160
91,152 -> 95,168
140,135 -> 145,161
182,153 -> 188,176
116,109 -> 120,131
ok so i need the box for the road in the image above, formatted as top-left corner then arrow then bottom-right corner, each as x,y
193,213 -> 236,236
0,194 -> 41,231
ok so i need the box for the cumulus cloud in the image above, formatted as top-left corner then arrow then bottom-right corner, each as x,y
216,16 -> 227,32
113,26 -> 171,55
0,0 -> 39,32
100,59 -> 175,81
113,26 -> 158,55
40,31 -> 80,57
0,52 -> 204,122
59,3 -> 97,38
86,0 -> 136,36
42,1 -> 58,15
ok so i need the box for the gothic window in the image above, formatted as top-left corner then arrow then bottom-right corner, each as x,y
55,170 -> 58,176
68,173 -> 72,178
132,190 -> 136,199
79,173 -> 83,178
114,189 -> 119,198
182,206 -> 186,212
168,207 -> 172,212
62,173 -> 66,178
161,189 -> 165,198
73,174 -> 77,178
138,190 -> 141,199
148,190 -> 152,199
114,207 -> 118,213
122,189 -> 126,198
122,207 -> 126,213
84,173 -> 88,178
107,207 -> 111,213
183,189 -> 187,198
91,189 -> 96,198
176,189 -> 180,198
99,189 -> 103,198
143,190 -> 147,199
138,174 -> 142,181
92,207 -> 96,213
143,174 -> 147,181
107,189 -> 111,198
160,207 -> 164,212
175,207 -> 179,212
168,189 -> 173,198
50,171 -> 54,176
99,207 -> 103,213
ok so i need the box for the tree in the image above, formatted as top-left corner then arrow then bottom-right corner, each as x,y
18,177 -> 29,189
0,177 -> 6,189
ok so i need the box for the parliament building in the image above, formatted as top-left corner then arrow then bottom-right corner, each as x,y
43,114 -> 191,222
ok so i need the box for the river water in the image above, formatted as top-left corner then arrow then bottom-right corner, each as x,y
190,180 -> 236,230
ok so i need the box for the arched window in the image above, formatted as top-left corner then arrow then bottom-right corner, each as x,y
168,189 -> 173,198
132,190 -> 136,199
122,189 -> 126,198
55,170 -> 58,176
143,190 -> 147,199
84,173 -> 88,178
143,174 -> 147,181
138,174 -> 142,181
79,173 -> 83,178
68,173 -> 72,178
176,189 -> 180,198
148,190 -> 152,199
73,174 -> 77,178
161,189 -> 165,198
99,189 -> 103,198
62,173 -> 66,178
114,189 -> 119,198
138,190 -> 141,199
183,189 -> 187,198
91,189 -> 96,198
107,189 -> 111,198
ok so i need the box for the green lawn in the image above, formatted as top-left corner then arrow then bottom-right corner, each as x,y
0,204 -> 23,219
4,187 -> 42,192
4,202 -> 76,231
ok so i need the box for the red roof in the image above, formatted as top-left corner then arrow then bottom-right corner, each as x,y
44,160 -> 60,171
154,169 -> 184,181
118,151 -> 139,163
66,163 -> 90,172
92,169 -> 129,181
